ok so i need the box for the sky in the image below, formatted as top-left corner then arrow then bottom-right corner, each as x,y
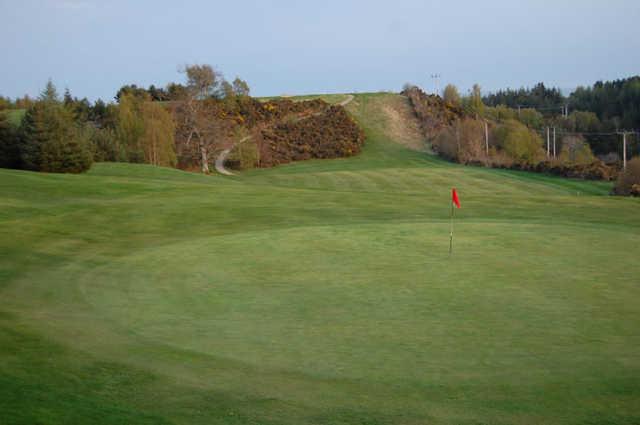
1,0 -> 639,102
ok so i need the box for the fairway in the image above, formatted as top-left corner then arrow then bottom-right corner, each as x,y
1,93 -> 639,425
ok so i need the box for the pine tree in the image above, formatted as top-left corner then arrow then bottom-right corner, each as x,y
20,97 -> 93,173
0,112 -> 20,168
40,79 -> 59,104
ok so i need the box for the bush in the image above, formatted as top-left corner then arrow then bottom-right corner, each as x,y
432,118 -> 485,163
228,137 -> 260,169
88,126 -> 122,162
614,157 -> 640,195
259,105 -> 364,167
494,119 -> 544,165
559,135 -> 596,165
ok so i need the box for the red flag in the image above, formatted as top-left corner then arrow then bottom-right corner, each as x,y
452,188 -> 461,209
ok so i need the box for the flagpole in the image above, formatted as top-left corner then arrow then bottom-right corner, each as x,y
449,200 -> 453,255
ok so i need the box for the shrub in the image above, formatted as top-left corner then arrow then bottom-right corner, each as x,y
614,157 -> 640,195
559,135 -> 596,165
258,106 -> 364,167
494,119 -> 544,165
432,118 -> 485,163
228,137 -> 260,169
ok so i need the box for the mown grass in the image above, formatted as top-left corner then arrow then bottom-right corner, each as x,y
0,93 -> 639,425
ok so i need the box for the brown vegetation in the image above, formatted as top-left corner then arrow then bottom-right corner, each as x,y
403,85 -> 615,181
613,157 -> 640,195
402,86 -> 466,138
257,105 -> 364,167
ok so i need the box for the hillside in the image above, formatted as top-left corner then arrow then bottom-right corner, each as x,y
1,93 -> 639,425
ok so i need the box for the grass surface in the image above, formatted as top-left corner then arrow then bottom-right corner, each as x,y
257,93 -> 353,104
1,109 -> 26,127
1,93 -> 639,425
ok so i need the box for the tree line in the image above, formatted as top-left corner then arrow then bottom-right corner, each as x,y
0,64 -> 364,175
0,65 -> 252,173
404,83 -> 640,194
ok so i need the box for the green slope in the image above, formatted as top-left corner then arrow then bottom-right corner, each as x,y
1,93 -> 639,425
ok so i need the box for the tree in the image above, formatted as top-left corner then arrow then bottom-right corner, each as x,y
166,83 -> 187,101
115,84 -> 149,102
15,95 -> 34,110
518,108 -> 544,129
221,80 -> 235,99
443,84 -> 461,106
0,111 -> 20,168
41,79 -> 59,103
19,94 -> 93,173
176,64 -> 228,173
184,64 -> 221,99
464,84 -> 484,117
140,101 -> 176,167
115,93 -> 146,162
232,77 -> 250,97
493,119 -> 544,164
0,96 -> 13,110
559,135 -> 596,165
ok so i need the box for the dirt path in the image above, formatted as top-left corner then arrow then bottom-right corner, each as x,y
214,94 -> 354,175
338,94 -> 354,107
214,136 -> 250,176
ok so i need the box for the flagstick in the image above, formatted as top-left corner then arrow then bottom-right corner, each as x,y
449,201 -> 454,255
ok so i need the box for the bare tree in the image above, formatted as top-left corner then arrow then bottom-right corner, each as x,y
176,64 -> 228,173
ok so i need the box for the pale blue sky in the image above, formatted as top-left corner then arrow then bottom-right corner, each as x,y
1,0 -> 639,101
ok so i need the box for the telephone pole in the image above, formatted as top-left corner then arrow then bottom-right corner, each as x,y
484,121 -> 489,155
553,127 -> 556,158
623,131 -> 627,170
546,127 -> 550,158
430,73 -> 441,96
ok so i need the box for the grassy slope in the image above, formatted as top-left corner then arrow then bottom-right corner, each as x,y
1,93 -> 639,425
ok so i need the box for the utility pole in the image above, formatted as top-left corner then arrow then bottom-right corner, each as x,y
430,73 -> 441,96
553,127 -> 556,158
484,121 -> 489,155
546,127 -> 550,158
517,105 -> 521,118
623,131 -> 627,170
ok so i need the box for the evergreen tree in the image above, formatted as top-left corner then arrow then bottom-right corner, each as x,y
41,79 -> 59,103
0,112 -> 20,168
20,100 -> 93,173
